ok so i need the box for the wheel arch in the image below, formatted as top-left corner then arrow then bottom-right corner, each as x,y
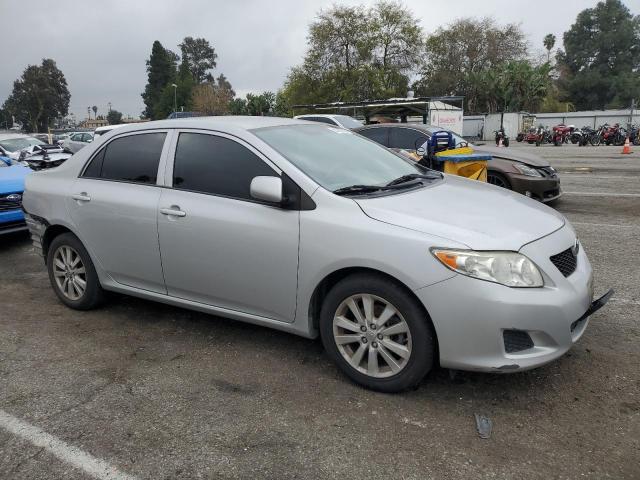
42,224 -> 74,259
307,266 -> 439,357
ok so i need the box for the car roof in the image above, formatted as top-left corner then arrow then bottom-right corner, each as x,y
100,116 -> 310,136
0,133 -> 33,141
355,123 -> 431,132
294,114 -> 340,119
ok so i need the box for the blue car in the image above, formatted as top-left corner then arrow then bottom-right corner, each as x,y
0,155 -> 30,234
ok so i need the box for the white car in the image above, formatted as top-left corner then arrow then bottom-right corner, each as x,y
94,124 -> 126,137
294,114 -> 363,129
22,117 -> 613,392
63,132 -> 94,153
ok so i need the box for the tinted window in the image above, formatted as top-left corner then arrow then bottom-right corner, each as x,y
358,127 -> 389,147
83,148 -> 105,178
304,117 -> 338,126
390,128 -> 428,150
173,133 -> 276,200
83,132 -> 165,184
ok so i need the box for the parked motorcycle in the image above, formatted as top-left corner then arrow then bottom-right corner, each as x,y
551,124 -> 575,146
494,128 -> 510,147
523,126 -> 550,146
628,124 -> 640,146
602,123 -> 627,146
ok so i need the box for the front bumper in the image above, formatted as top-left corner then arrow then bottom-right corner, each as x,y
0,209 -> 26,235
416,225 -> 611,372
507,173 -> 562,203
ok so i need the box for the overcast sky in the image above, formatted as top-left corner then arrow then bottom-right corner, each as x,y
2,0 -> 635,120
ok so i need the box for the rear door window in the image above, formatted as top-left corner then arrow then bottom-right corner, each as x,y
82,132 -> 166,185
389,128 -> 429,150
358,127 -> 390,147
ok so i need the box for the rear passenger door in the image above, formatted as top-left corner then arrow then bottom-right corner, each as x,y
157,130 -> 300,322
68,130 -> 170,293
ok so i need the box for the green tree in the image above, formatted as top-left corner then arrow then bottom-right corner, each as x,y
179,37 -> 218,83
557,0 -> 640,109
228,98 -> 248,115
282,1 -> 423,106
141,41 -> 177,119
2,59 -> 70,133
246,92 -> 275,116
413,18 -> 528,112
107,109 -> 123,125
543,34 -> 556,62
155,59 -> 195,118
192,74 -> 235,115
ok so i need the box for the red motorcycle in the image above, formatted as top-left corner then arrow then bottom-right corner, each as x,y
525,126 -> 551,146
601,123 -> 627,146
551,124 -> 576,146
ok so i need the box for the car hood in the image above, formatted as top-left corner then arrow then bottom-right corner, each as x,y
0,164 -> 30,193
355,175 -> 565,251
474,145 -> 550,167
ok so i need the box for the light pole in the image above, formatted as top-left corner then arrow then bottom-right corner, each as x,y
108,102 -> 112,112
171,84 -> 178,114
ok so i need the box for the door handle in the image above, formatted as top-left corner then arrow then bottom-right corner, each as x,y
72,193 -> 91,202
160,207 -> 186,217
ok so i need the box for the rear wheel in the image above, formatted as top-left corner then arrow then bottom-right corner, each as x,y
487,171 -> 511,190
590,135 -> 601,146
47,233 -> 104,310
319,273 -> 435,392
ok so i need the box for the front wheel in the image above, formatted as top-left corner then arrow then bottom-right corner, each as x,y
503,138 -> 510,147
319,274 -> 435,392
487,171 -> 512,190
47,232 -> 105,310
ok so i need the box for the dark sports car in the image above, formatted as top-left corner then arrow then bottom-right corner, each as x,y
355,123 -> 561,203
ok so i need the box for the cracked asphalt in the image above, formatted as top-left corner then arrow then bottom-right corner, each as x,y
0,143 -> 638,479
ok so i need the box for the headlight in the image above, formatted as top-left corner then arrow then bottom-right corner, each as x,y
431,249 -> 544,287
513,163 -> 543,177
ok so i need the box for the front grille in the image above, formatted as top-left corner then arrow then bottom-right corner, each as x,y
504,330 -> 534,353
550,248 -> 578,277
0,194 -> 22,212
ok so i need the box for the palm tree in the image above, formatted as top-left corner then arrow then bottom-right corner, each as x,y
543,34 -> 556,63
92,106 -> 98,118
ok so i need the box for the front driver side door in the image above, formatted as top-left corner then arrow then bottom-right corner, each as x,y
157,131 -> 300,323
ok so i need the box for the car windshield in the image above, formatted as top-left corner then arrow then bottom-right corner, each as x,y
335,115 -> 364,129
253,124 -> 427,191
0,136 -> 45,152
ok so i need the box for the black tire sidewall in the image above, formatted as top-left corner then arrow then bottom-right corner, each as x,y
319,274 -> 435,392
47,232 -> 104,310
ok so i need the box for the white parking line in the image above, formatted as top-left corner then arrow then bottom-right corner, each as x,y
563,191 -> 640,197
0,409 -> 137,480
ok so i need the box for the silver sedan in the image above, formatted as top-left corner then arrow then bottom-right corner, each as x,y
22,117 -> 611,392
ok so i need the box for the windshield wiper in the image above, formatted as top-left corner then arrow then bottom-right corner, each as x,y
385,172 -> 442,186
333,185 -> 386,196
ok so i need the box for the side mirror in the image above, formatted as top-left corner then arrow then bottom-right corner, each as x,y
250,176 -> 283,204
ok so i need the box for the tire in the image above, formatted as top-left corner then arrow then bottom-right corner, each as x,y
554,137 -> 562,146
590,135 -> 601,146
633,136 -> 640,146
535,139 -> 541,147
319,273 -> 435,393
503,138 -> 510,147
487,171 -> 511,190
47,232 -> 105,310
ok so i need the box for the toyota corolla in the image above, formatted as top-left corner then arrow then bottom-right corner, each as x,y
22,117 -> 611,392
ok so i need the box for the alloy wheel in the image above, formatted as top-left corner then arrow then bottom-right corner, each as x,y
332,293 -> 412,378
52,245 -> 87,301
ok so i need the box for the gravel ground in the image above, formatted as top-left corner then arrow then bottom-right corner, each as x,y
0,143 -> 638,479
